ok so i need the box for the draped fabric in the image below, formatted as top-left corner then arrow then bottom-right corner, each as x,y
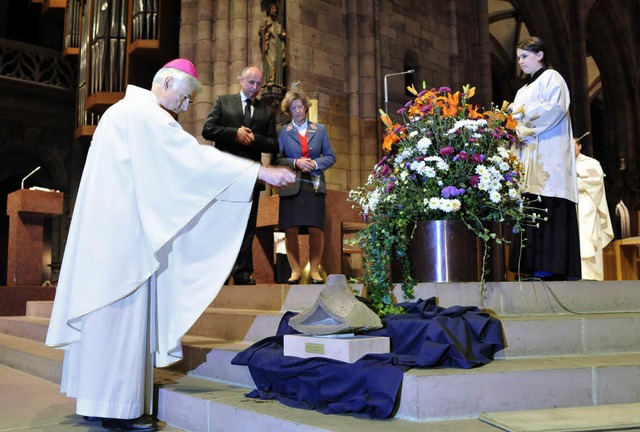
232,298 -> 505,419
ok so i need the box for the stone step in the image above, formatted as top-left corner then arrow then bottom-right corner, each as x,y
499,312 -> 640,357
186,308 -> 285,342
25,300 -> 53,319
158,351 -> 640,429
157,374 -> 499,432
0,316 -> 49,343
479,402 -> 640,431
24,280 -> 640,322
0,333 -> 62,383
396,352 -> 640,421
404,280 -> 640,315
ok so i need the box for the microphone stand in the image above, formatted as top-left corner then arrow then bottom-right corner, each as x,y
21,166 -> 42,190
384,69 -> 415,114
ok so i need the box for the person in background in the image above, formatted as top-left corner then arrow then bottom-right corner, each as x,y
45,59 -> 295,431
275,89 -> 336,284
507,36 -> 581,280
202,66 -> 279,285
575,134 -> 614,280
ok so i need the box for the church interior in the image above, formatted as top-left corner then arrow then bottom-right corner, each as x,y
1,1 -> 640,431
0,0 -> 639,286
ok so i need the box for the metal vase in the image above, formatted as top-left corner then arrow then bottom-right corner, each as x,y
395,220 -> 481,283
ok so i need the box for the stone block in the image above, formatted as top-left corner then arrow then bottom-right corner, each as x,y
283,334 -> 390,363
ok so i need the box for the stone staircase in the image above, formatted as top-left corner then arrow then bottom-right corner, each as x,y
1,280 -> 640,431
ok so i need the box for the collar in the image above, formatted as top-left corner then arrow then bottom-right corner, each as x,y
240,91 -> 252,103
528,67 -> 547,85
293,119 -> 308,133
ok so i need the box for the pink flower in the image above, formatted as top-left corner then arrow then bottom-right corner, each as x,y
471,153 -> 485,164
440,146 -> 455,156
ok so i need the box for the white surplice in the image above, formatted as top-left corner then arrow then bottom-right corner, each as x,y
576,153 -> 614,280
511,69 -> 578,203
46,85 -> 260,418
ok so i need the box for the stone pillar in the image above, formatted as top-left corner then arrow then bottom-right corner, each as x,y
6,189 -> 64,286
568,0 -> 592,153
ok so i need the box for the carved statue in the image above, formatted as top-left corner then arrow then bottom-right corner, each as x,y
259,1 -> 286,89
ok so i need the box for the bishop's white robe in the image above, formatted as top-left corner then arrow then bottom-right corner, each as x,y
576,153 -> 614,280
45,85 -> 260,418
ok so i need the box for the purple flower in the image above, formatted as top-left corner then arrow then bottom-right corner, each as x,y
375,163 -> 391,178
421,104 -> 432,113
386,182 -> 396,193
393,125 -> 404,134
504,171 -> 516,182
418,89 -> 428,97
441,186 -> 465,198
471,153 -> 485,164
440,146 -> 455,156
439,86 -> 451,93
468,136 -> 478,143
374,156 -> 388,168
397,107 -> 407,115
404,100 -> 413,108
470,175 -> 480,186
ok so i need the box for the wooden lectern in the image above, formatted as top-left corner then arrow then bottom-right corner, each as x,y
6,189 -> 64,286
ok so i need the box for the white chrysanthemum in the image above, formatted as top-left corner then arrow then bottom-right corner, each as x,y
489,191 -> 501,203
447,118 -> 487,134
436,160 -> 449,171
410,160 -> 426,172
409,130 -> 419,138
417,136 -> 432,153
508,188 -> 519,199
423,166 -> 437,178
363,188 -> 381,213
394,148 -> 413,166
427,197 -> 440,210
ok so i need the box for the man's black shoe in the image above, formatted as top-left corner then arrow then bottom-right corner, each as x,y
101,415 -> 158,431
234,278 -> 256,285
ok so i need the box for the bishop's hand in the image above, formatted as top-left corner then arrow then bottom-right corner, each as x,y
258,166 -> 297,187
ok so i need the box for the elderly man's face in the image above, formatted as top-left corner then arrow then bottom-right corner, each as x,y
240,68 -> 263,99
163,77 -> 193,114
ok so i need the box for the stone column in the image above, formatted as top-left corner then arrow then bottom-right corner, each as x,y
568,0 -> 592,153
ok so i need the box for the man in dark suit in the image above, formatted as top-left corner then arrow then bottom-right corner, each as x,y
202,66 -> 278,285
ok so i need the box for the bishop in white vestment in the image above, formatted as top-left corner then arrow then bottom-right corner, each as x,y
45,59 -> 294,429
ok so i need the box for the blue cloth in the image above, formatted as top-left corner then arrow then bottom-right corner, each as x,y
231,298 -> 505,419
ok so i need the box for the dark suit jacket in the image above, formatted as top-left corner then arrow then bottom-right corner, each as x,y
202,93 -> 278,162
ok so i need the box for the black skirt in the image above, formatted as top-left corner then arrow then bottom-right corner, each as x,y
278,175 -> 325,232
508,194 -> 582,280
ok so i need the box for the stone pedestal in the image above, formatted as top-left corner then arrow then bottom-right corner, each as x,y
283,334 -> 390,363
6,189 -> 64,286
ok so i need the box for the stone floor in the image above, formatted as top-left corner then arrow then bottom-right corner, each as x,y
0,364 -> 185,432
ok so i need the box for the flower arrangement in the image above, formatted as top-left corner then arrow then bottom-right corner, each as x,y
350,83 -> 531,316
